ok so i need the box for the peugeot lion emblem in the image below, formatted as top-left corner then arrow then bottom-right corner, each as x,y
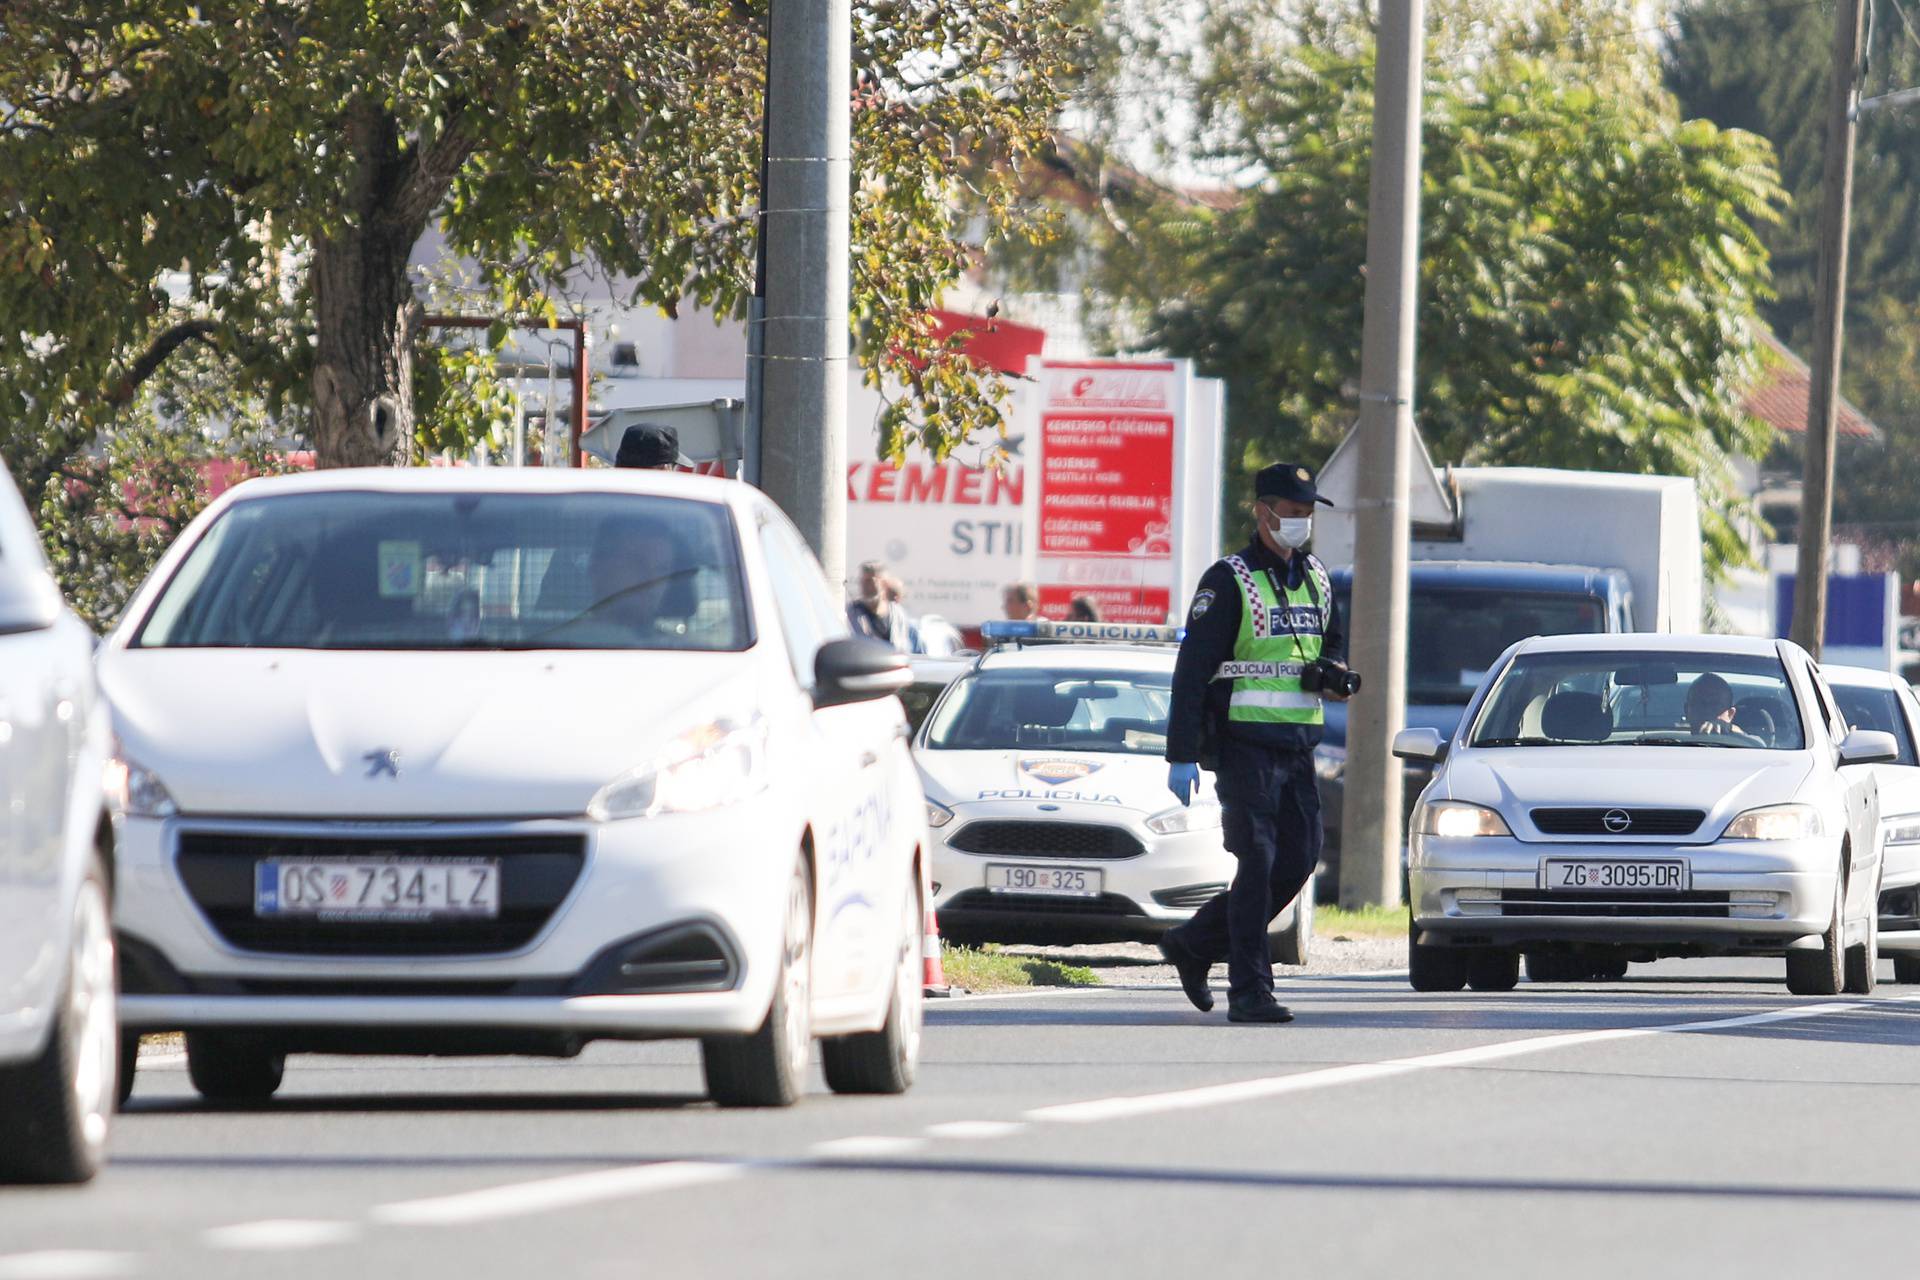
1602,808 -> 1632,834
363,748 -> 402,779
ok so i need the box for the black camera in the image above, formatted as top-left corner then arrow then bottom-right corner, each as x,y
1299,657 -> 1362,697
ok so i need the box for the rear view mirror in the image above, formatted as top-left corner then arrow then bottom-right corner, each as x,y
1838,728 -> 1899,767
1392,727 -> 1446,763
1615,664 -> 1678,687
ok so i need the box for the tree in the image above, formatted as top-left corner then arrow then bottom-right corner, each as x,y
0,1 -> 1079,478
1035,1 -> 1784,574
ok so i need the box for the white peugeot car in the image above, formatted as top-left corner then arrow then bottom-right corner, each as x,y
0,461 -> 118,1182
1820,664 -> 1920,984
1398,634 -> 1894,995
917,621 -> 1311,962
99,468 -> 927,1107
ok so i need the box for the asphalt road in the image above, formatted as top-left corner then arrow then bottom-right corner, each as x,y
4,959 -> 1918,1279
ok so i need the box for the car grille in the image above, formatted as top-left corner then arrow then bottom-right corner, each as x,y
1530,808 -> 1706,837
1496,889 -> 1732,918
175,829 -> 587,957
943,889 -> 1147,918
1152,883 -> 1227,909
947,821 -> 1145,860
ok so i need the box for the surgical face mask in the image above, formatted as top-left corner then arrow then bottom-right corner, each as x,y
1264,512 -> 1313,549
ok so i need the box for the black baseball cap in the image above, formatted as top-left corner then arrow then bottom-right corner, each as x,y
614,423 -> 689,469
1254,462 -> 1334,507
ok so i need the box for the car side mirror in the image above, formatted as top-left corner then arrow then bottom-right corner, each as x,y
1838,728 -> 1899,767
1391,727 -> 1447,763
813,637 -> 911,709
0,572 -> 59,637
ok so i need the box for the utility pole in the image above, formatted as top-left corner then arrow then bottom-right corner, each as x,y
1338,0 -> 1424,911
1790,0 -> 1868,659
757,0 -> 851,588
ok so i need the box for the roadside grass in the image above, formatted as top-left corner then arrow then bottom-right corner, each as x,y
1317,903 -> 1409,940
940,943 -> 1101,993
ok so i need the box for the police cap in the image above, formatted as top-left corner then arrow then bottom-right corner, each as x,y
1254,462 -> 1334,507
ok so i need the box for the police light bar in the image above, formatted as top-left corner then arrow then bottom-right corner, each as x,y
980,619 -> 1185,646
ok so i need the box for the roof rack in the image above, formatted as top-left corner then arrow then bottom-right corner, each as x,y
979,619 -> 1186,649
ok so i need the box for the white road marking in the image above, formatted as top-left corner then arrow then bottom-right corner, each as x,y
923,1120 -> 1028,1141
1024,997 -> 1920,1125
201,1220 -> 361,1251
369,1161 -> 742,1227
0,1253 -> 138,1280
807,1135 -> 928,1158
935,987 -> 1124,1003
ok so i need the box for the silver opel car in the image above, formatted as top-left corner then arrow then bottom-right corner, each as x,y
1397,634 -> 1894,995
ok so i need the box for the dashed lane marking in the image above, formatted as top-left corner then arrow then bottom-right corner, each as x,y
923,1120 -> 1028,1141
201,1219 -> 362,1251
0,1253 -> 138,1280
368,1161 -> 743,1227
807,1135 -> 928,1158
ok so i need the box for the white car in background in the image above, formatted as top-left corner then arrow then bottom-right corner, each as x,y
1399,634 -> 1893,995
0,462 -> 118,1182
1820,664 -> 1920,984
917,621 -> 1312,963
100,468 -> 927,1108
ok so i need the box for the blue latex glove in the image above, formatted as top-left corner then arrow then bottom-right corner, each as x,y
1167,762 -> 1200,806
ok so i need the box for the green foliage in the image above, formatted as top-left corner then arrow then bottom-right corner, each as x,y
412,341 -> 517,461
0,1 -> 1080,471
27,351 -> 296,631
1044,1 -> 1784,577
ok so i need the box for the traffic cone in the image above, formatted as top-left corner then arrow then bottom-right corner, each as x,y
922,907 -> 953,998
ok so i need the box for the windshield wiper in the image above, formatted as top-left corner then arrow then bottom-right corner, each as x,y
1472,737 -> 1556,747
1623,736 -> 1725,748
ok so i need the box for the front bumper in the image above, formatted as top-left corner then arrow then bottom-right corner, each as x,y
1409,833 -> 1838,950
113,799 -> 798,1040
928,805 -> 1293,940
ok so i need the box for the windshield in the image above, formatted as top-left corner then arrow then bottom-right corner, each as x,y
924,668 -> 1171,755
1829,683 -> 1918,766
1336,583 -> 1607,704
1470,650 -> 1804,750
133,490 -> 750,652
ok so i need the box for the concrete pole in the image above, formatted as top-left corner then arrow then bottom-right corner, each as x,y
1338,0 -> 1424,910
1790,0 -> 1867,660
757,0 -> 850,589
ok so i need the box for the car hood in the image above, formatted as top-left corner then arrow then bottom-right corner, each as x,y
916,748 -> 1199,816
99,648 -> 762,818
1439,746 -> 1815,836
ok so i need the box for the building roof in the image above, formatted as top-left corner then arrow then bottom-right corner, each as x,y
1742,331 -> 1880,442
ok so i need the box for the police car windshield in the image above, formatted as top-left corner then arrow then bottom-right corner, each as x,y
132,491 -> 751,651
1470,651 -> 1805,750
1337,584 -> 1607,704
924,669 -> 1172,755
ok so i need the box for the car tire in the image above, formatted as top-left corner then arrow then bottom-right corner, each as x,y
1595,951 -> 1630,980
0,860 -> 118,1185
1844,882 -> 1879,995
1466,949 -> 1521,992
116,1032 -> 139,1110
1407,917 -> 1468,992
704,854 -> 812,1108
1523,950 -> 1576,983
1268,878 -> 1315,967
823,877 -> 923,1096
1894,956 -> 1920,984
185,1032 -> 285,1103
1785,878 -> 1846,997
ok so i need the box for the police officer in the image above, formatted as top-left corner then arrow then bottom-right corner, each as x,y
1158,462 -> 1351,1023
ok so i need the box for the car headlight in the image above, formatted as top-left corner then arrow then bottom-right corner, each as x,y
1413,800 -> 1512,839
926,800 -> 955,829
588,717 -> 768,821
1147,802 -> 1223,835
1722,803 -> 1825,841
103,752 -> 177,819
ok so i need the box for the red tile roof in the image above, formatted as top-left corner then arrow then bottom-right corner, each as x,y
1742,331 -> 1879,441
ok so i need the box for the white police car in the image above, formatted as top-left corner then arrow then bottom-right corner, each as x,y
917,620 -> 1311,961
98,468 -> 927,1108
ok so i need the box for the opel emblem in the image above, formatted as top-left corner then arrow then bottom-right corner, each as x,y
1602,808 -> 1632,834
363,749 -> 402,779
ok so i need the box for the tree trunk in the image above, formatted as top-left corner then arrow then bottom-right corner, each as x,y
309,224 -> 418,468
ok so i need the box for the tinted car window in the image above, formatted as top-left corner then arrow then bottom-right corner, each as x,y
1336,585 -> 1607,705
135,491 -> 750,651
1830,684 -> 1919,765
925,669 -> 1171,755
